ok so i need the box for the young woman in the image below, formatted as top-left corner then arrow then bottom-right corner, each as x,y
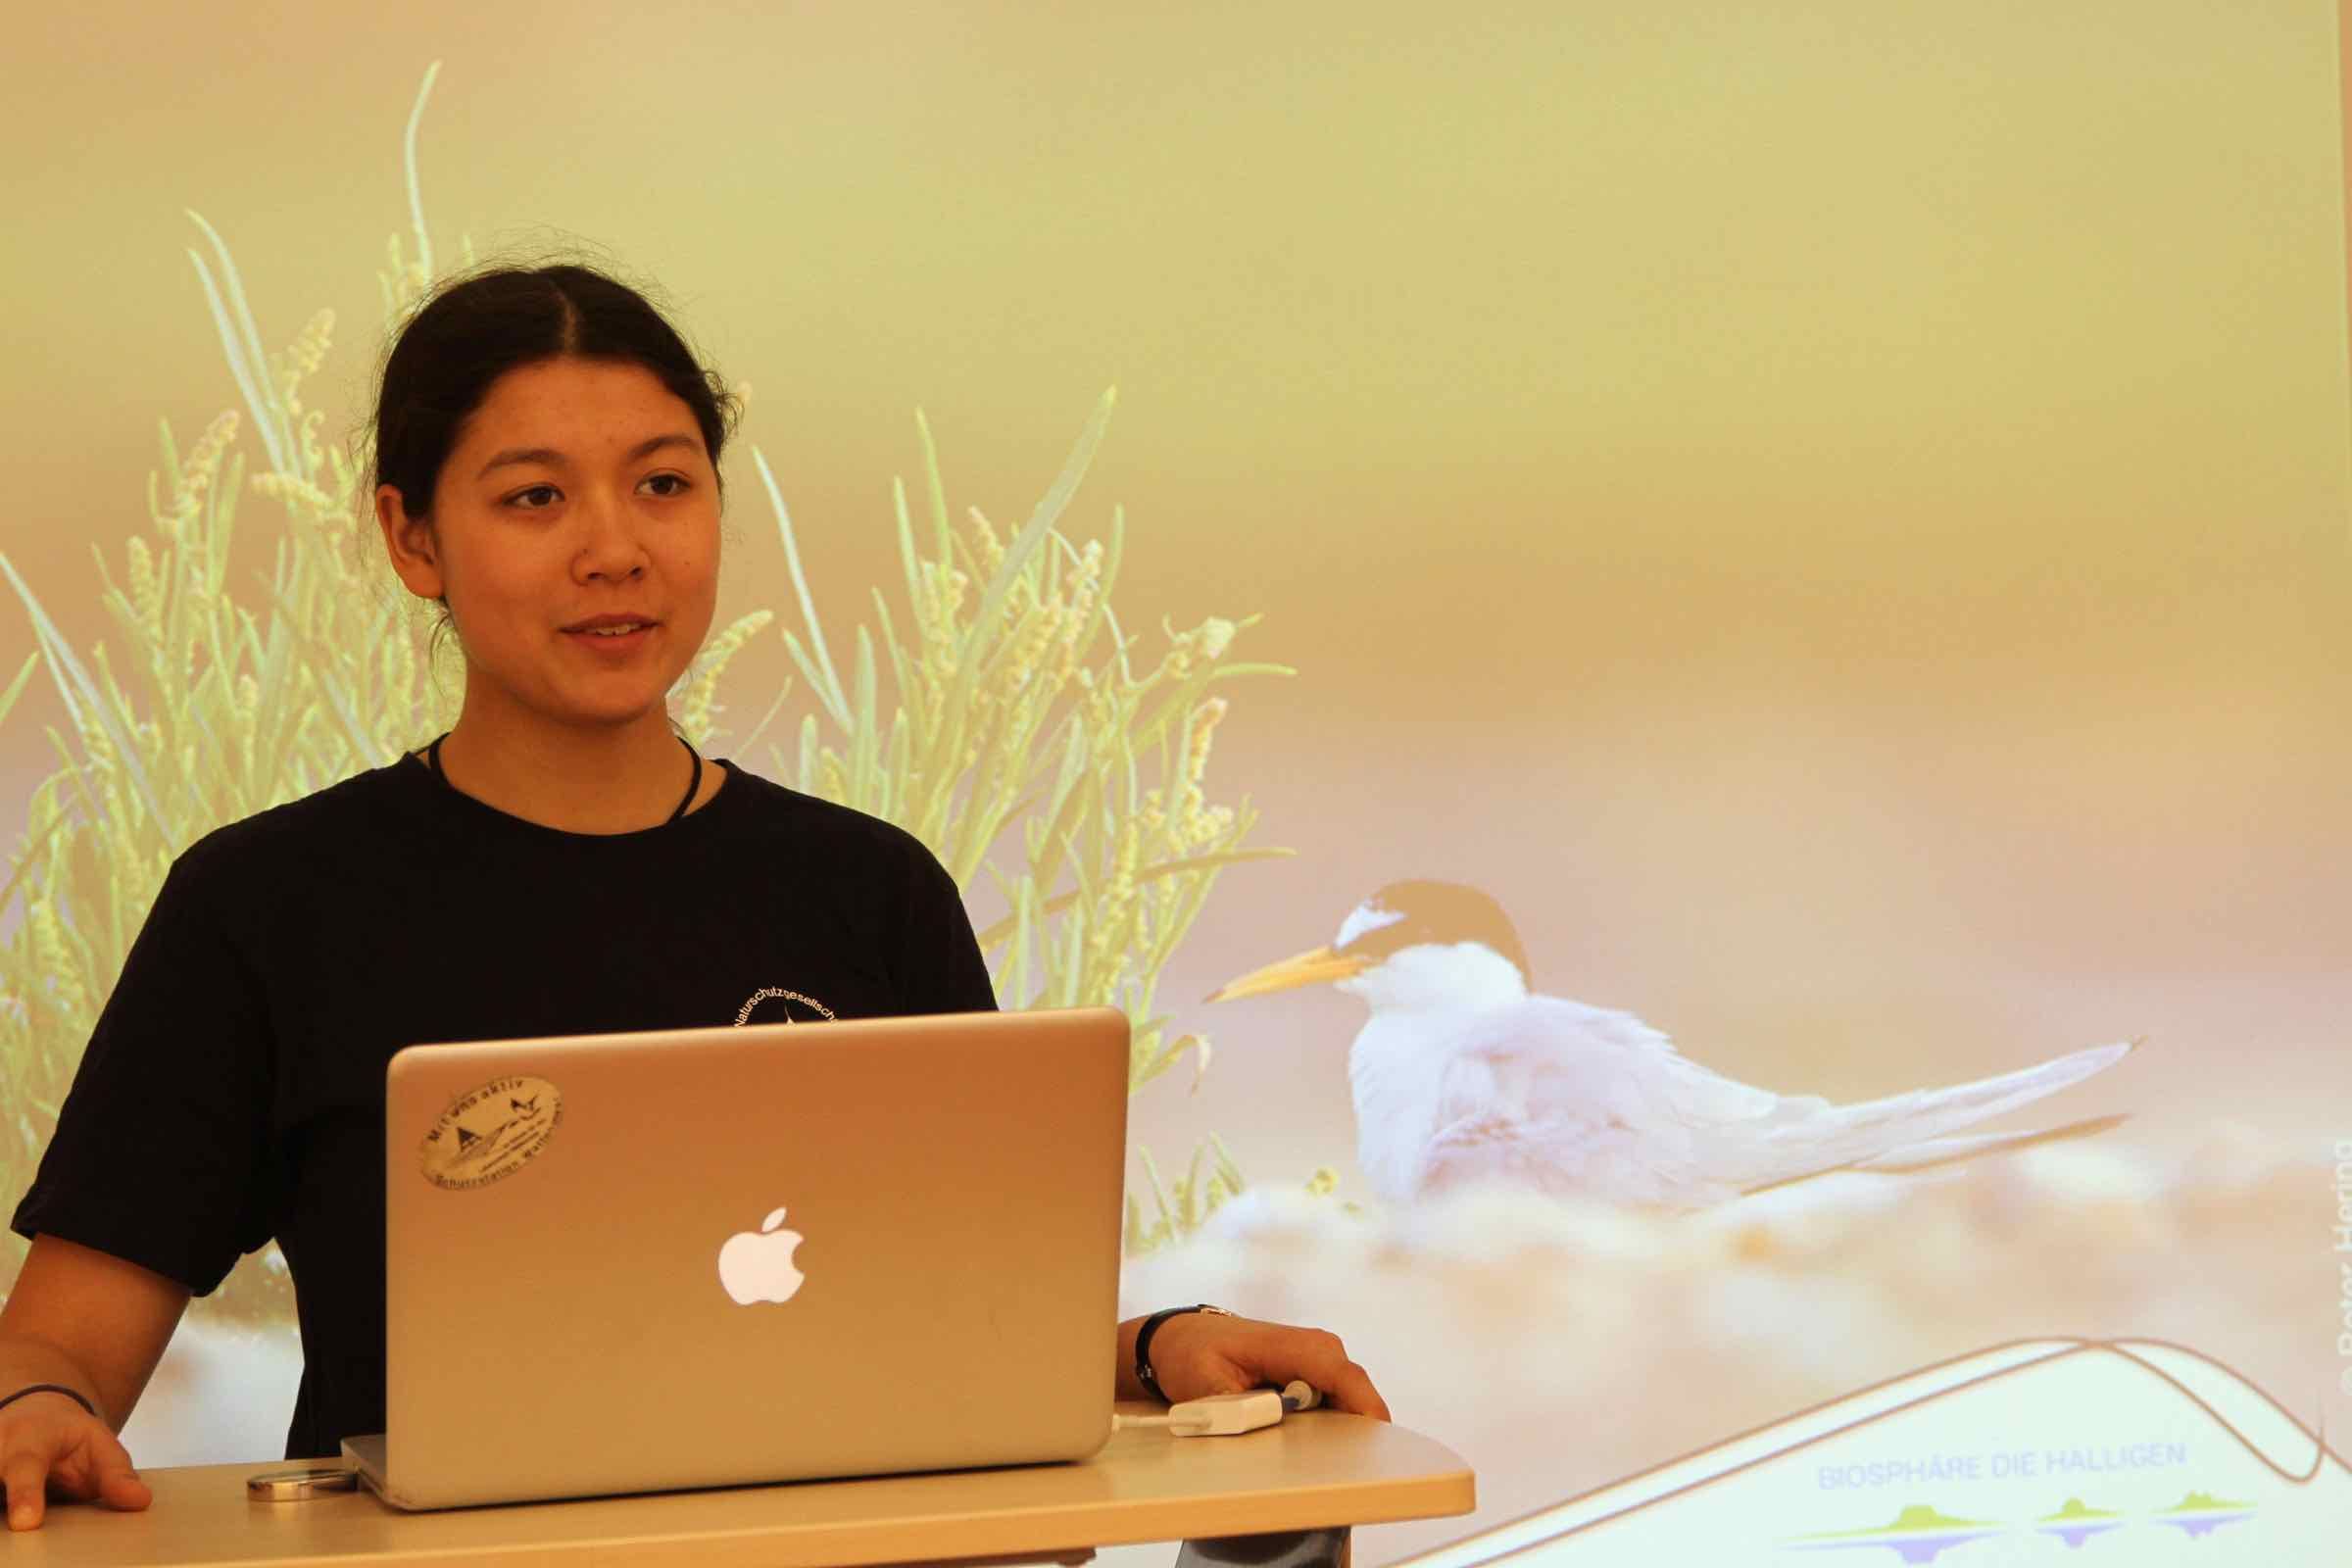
0,263 -> 1388,1532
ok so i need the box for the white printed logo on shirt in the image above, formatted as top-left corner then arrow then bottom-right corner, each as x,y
733,987 -> 837,1026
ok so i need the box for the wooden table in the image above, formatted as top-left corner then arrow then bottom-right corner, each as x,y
18,1402 -> 1474,1567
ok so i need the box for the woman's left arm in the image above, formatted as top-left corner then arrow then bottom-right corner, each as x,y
1116,1311 -> 1392,1420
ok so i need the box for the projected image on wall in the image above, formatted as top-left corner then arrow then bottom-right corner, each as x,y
3,3 -> 2349,1561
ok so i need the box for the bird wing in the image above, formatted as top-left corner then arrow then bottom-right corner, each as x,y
1416,998 -> 2133,1207
1712,1041 -> 2136,1195
1822,1113 -> 2131,1180
1416,997 -> 1790,1205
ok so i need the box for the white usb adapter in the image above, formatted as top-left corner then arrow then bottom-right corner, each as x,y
1112,1381 -> 1323,1438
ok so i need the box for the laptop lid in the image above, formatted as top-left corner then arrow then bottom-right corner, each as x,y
365,1006 -> 1129,1509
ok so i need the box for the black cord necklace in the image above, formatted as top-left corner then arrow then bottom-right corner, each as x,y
424,732 -> 703,825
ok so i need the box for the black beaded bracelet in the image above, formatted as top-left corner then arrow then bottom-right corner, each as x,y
1134,1302 -> 1232,1403
0,1383 -> 97,1420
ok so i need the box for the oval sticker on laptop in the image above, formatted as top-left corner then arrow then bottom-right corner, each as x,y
419,1075 -> 563,1190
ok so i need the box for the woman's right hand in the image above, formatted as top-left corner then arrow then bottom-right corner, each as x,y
1,1389 -> 151,1531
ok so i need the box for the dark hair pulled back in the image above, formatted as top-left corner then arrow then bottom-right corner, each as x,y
362,257 -> 743,655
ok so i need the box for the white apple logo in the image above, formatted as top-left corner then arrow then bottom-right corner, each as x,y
716,1205 -> 807,1305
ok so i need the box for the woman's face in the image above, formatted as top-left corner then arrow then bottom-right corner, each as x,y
376,356 -> 721,734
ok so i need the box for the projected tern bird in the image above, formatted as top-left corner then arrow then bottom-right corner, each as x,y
1207,881 -> 2133,1208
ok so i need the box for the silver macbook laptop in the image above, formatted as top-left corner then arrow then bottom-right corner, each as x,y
339,1006 -> 1129,1510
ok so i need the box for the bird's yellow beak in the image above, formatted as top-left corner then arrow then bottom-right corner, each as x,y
1204,945 -> 1367,1003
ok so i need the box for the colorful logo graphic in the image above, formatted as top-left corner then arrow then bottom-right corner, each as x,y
1388,1339 -> 2344,1566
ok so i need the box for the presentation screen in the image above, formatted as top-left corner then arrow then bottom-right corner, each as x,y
5,2 -> 2349,1560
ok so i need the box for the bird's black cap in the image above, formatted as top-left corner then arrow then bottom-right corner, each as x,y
1342,880 -> 1534,985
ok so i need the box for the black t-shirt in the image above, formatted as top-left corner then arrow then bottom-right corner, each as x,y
10,755 -> 997,1460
